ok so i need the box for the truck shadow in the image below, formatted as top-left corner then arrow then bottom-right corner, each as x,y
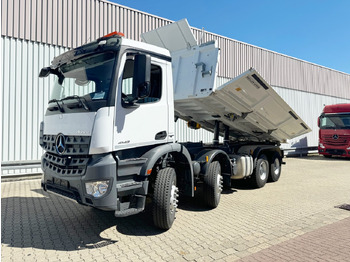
1,189 -> 164,252
2,185 -> 242,251
2,176 -> 277,253
177,184 -> 237,212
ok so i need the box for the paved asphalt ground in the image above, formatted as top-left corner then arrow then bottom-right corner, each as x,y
1,155 -> 350,261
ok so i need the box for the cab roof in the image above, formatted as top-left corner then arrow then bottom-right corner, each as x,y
323,104 -> 350,114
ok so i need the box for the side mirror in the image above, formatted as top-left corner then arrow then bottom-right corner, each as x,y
39,67 -> 52,78
132,54 -> 151,100
317,117 -> 320,127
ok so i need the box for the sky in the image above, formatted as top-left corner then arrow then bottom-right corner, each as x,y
111,0 -> 350,74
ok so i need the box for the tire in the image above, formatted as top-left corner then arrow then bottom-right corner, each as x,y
251,154 -> 269,188
323,155 -> 332,158
204,161 -> 223,208
153,167 -> 178,230
268,153 -> 282,182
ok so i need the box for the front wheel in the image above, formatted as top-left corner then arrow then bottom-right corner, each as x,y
153,167 -> 178,230
251,154 -> 269,188
203,161 -> 223,208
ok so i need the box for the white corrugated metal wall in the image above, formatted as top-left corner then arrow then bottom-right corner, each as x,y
1,37 -> 69,175
1,0 -> 350,176
2,0 -> 350,99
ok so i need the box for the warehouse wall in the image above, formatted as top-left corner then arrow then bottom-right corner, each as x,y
2,0 -> 350,176
192,31 -> 350,100
1,0 -> 171,49
2,0 -> 350,99
1,37 -> 69,175
1,36 -> 349,176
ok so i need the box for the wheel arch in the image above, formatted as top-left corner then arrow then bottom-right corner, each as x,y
195,149 -> 231,177
140,143 -> 194,197
258,147 -> 283,166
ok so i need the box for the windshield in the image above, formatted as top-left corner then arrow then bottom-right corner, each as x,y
320,114 -> 350,129
50,52 -> 116,102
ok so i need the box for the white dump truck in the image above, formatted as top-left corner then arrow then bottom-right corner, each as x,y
39,20 -> 310,229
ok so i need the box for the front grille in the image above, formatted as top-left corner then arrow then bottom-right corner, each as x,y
43,152 -> 89,176
42,134 -> 91,176
323,134 -> 350,146
42,134 -> 91,155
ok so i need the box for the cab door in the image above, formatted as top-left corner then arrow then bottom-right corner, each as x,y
113,52 -> 171,150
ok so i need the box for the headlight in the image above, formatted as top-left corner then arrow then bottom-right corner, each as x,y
319,143 -> 325,149
85,180 -> 110,198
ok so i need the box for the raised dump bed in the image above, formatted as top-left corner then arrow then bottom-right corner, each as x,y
141,19 -> 311,143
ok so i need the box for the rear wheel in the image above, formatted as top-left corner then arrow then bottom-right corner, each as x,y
153,167 -> 178,230
269,153 -> 282,182
204,161 -> 223,208
251,154 -> 269,188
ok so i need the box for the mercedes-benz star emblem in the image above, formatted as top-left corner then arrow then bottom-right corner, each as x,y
55,134 -> 66,155
333,134 -> 339,140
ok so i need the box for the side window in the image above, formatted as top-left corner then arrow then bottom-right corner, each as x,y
121,59 -> 134,100
121,56 -> 162,104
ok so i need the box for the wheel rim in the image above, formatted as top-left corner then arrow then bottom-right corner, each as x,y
259,161 -> 267,181
273,158 -> 280,175
216,173 -> 223,196
169,183 -> 179,214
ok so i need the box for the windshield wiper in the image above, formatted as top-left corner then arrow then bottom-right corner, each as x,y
48,99 -> 65,113
61,95 -> 89,111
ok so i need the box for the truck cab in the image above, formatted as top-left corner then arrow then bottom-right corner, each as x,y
40,33 -> 184,220
318,104 -> 350,157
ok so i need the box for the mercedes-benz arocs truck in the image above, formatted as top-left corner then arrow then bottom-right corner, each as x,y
39,20 -> 310,229
318,103 -> 350,158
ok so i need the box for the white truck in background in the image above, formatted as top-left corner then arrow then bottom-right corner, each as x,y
39,20 -> 310,229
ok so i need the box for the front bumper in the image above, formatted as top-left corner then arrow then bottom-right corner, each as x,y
41,154 -> 149,214
318,146 -> 350,157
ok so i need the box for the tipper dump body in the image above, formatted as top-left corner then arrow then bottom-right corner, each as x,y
174,68 -> 311,143
142,19 -> 311,143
